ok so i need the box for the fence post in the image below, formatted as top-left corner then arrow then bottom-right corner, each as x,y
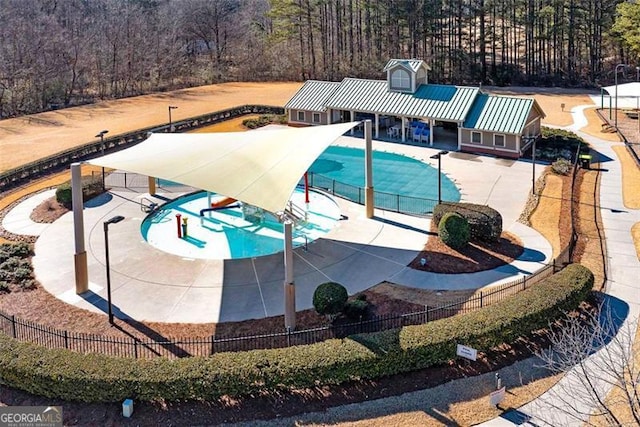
425,306 -> 429,323
286,327 -> 292,347
64,330 -> 69,349
10,315 -> 16,338
134,340 -> 138,359
124,172 -> 127,188
480,292 -> 483,308
522,276 -> 526,291
396,194 -> 400,212
210,335 -> 215,356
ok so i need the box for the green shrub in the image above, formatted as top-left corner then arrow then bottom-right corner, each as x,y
56,177 -> 104,208
343,299 -> 369,320
242,115 -> 284,129
438,212 -> 470,250
551,158 -> 572,175
0,281 -> 8,293
0,264 -> 592,403
55,183 -> 72,207
539,127 -> 589,161
0,242 -> 32,258
433,202 -> 502,242
12,268 -> 32,281
313,282 -> 348,317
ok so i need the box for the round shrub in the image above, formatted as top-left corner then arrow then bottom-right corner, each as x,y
438,212 -> 470,250
552,158 -> 572,175
55,183 -> 73,207
313,282 -> 348,317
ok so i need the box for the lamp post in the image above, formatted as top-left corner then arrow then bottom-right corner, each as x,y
95,130 -> 109,190
103,215 -> 124,325
168,105 -> 178,132
429,150 -> 449,205
615,63 -> 627,129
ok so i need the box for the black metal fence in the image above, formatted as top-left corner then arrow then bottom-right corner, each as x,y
0,262 -> 560,359
305,172 -> 438,215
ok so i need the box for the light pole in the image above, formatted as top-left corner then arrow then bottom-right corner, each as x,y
104,215 -> 124,325
95,129 -> 109,190
168,105 -> 178,132
530,136 -> 538,196
430,150 -> 449,205
615,63 -> 627,129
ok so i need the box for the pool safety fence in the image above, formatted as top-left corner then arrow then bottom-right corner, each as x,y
304,172 -> 439,215
0,259 -> 565,359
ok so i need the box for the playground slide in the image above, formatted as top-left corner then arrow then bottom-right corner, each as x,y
211,197 -> 237,208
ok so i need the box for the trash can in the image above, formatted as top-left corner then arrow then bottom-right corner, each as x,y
579,154 -> 592,169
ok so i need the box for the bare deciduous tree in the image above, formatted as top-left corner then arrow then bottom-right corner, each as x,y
536,301 -> 639,426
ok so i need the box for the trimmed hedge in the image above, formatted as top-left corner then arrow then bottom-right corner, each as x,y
438,212 -> 470,249
0,264 -> 593,403
433,202 -> 502,242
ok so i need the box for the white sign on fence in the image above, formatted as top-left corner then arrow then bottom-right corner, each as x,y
489,386 -> 506,407
456,344 -> 478,361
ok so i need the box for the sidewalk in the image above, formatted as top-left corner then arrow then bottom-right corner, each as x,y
478,105 -> 640,426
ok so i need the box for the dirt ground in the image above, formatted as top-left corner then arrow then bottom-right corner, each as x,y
530,174 -> 564,257
612,145 -> 640,209
486,87 -> 595,127
579,108 -> 623,142
0,82 -> 302,172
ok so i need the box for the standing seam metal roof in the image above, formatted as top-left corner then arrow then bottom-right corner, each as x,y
383,59 -> 428,73
324,78 -> 479,122
462,94 -> 535,134
284,80 -> 341,112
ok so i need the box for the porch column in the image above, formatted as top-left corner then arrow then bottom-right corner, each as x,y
374,114 -> 379,139
283,221 -> 296,330
350,111 -> 355,135
71,163 -> 88,294
429,119 -> 434,146
457,125 -> 462,151
401,117 -> 407,142
364,120 -> 374,218
327,109 -> 332,124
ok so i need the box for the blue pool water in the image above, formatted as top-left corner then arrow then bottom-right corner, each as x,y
310,146 -> 460,202
141,188 -> 340,260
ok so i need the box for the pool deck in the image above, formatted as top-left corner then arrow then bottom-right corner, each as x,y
7,136 -> 552,323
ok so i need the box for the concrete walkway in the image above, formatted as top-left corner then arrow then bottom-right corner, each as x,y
15,135 -> 553,323
479,105 -> 640,426
2,189 -> 56,236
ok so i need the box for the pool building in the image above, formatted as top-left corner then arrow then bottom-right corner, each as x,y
285,59 -> 546,159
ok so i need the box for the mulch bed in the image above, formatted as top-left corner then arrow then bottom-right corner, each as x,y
409,227 -> 524,274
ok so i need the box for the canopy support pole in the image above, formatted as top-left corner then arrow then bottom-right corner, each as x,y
284,221 -> 296,330
148,177 -> 156,195
364,120 -> 374,218
72,163 -> 88,294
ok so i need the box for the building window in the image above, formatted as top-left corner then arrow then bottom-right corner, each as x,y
471,131 -> 482,144
312,113 -> 321,123
391,69 -> 411,90
494,134 -> 505,147
297,111 -> 305,121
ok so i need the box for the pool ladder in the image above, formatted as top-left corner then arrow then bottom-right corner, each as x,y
140,197 -> 158,213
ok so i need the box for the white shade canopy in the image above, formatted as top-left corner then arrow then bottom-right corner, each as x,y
602,82 -> 640,97
87,122 -> 359,213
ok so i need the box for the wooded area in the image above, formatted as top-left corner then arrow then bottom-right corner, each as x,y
0,0 -> 638,118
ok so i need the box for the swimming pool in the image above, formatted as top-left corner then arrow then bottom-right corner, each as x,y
309,145 -> 460,207
141,188 -> 340,260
